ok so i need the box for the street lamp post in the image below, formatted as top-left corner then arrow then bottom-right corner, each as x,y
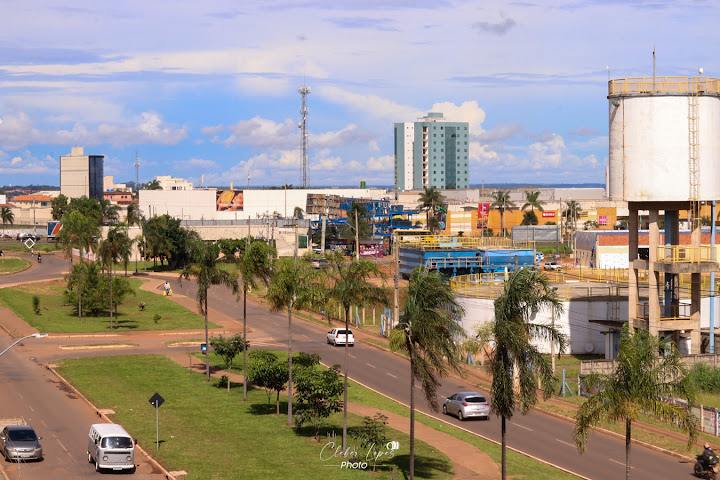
0,333 -> 48,357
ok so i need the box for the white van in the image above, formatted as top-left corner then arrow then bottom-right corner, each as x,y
87,424 -> 136,473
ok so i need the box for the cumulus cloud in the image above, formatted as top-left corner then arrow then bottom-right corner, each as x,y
221,117 -> 297,149
0,150 -> 57,175
476,123 -> 525,143
569,126 -> 599,137
201,125 -> 224,136
311,124 -> 375,148
321,86 -> 421,120
429,101 -> 486,134
367,155 -> 392,171
472,17 -> 516,36
0,111 -> 187,149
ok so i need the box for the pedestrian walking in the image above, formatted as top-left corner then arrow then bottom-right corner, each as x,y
164,281 -> 171,296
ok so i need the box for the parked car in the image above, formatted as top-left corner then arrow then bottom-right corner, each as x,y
442,392 -> 490,421
310,258 -> 330,269
327,328 -> 354,346
543,260 -> 562,271
0,424 -> 43,461
16,233 -> 40,242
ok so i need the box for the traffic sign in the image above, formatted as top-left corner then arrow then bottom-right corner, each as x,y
149,392 -> 165,408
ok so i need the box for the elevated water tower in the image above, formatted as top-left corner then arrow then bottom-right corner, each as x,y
608,74 -> 720,353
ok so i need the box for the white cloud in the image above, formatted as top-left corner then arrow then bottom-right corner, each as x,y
311,124 -> 375,148
368,140 -> 380,152
429,101 -> 486,134
173,158 -> 219,170
201,125 -> 224,136
367,154 -> 392,171
320,86 -> 421,120
222,117 -> 297,149
0,150 -> 57,175
235,76 -> 290,96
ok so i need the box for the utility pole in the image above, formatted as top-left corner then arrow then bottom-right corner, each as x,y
134,149 -> 140,194
320,195 -> 328,255
393,233 -> 399,329
355,210 -> 360,261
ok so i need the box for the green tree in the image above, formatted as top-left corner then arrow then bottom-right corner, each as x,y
126,203 -> 143,227
234,240 -> 275,401
521,210 -> 538,226
56,210 -> 101,318
144,179 -> 162,190
389,268 -> 464,480
340,202 -> 371,247
51,194 -> 69,220
247,351 -> 288,414
490,190 -> 516,238
1,206 -> 14,234
97,227 -> 130,329
490,268 -> 567,480
293,206 -> 304,218
522,190 -> 545,214
350,414 -> 388,472
293,361 -> 344,441
209,334 -> 246,393
179,239 -> 238,381
326,252 -> 389,451
417,187 -> 445,234
573,324 -> 697,480
266,257 -> 321,426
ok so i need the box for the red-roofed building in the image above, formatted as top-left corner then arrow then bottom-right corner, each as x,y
103,191 -> 134,205
10,195 -> 53,208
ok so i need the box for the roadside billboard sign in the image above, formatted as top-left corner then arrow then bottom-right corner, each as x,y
216,190 -> 244,211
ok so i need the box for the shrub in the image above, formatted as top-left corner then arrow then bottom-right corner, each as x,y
153,313 -> 161,324
32,296 -> 40,315
138,302 -> 146,311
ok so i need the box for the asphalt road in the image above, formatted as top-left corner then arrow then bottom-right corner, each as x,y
0,264 -> 702,480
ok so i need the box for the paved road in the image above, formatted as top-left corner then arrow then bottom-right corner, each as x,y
0,269 -> 701,480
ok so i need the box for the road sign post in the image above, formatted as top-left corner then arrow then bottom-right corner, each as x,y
148,393 -> 165,450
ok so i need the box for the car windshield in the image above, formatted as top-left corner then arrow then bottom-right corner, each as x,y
8,430 -> 37,442
101,436 -> 133,449
464,396 -> 486,403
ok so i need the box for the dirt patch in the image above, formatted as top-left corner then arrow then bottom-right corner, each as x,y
15,279 -> 65,296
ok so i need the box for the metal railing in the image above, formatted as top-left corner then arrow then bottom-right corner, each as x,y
398,234 -> 534,250
636,302 -> 692,321
609,77 -> 720,96
656,245 -> 716,263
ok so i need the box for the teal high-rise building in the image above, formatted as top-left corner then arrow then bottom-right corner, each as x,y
393,112 -> 469,198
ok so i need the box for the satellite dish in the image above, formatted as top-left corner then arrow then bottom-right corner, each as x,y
584,343 -> 594,353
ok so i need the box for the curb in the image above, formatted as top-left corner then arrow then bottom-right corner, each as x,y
43,364 -> 177,480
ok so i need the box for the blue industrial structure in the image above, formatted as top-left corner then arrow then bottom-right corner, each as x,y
399,247 -> 536,278
310,197 -> 422,239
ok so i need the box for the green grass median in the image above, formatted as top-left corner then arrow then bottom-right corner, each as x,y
0,257 -> 31,275
0,278 -> 216,333
55,354 -> 453,480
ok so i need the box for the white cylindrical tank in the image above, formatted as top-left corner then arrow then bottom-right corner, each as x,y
608,77 -> 720,202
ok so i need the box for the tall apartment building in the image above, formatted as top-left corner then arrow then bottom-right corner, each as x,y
60,147 -> 104,199
394,112 -> 469,197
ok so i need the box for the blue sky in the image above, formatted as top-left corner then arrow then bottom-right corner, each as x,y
0,0 -> 717,188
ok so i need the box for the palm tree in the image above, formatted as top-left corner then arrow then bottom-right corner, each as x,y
266,257 -> 320,426
490,268 -> 567,480
326,253 -> 389,451
389,268 -> 464,480
144,179 -> 162,190
1,207 -> 14,234
573,324 -> 697,480
126,203 -> 143,227
56,210 -> 101,318
417,187 -> 445,233
522,190 -> 545,214
98,227 -> 130,329
490,190 -> 516,237
293,206 -> 304,218
235,240 -> 276,401
179,239 -> 238,382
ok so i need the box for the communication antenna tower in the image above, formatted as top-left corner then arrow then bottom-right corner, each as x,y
134,149 -> 140,193
298,83 -> 311,188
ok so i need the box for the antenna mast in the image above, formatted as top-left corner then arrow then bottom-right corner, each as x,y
298,83 -> 311,188
134,149 -> 140,193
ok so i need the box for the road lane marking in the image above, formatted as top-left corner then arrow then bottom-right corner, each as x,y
555,439 -> 575,448
386,373 -> 398,379
350,354 -> 356,359
56,439 -> 69,454
514,424 -> 533,431
40,419 -> 47,428
28,406 -> 34,412
609,459 -> 633,468
366,363 -> 376,368
17,393 -> 23,400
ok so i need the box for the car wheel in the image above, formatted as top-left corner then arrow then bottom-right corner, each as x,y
326,337 -> 330,344
130,465 -> 137,474
442,405 -> 447,415
88,451 -> 92,463
95,459 -> 101,472
458,410 -> 464,421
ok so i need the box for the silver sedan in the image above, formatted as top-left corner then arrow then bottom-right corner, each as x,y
442,392 -> 490,421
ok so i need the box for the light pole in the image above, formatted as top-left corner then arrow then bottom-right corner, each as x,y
0,333 -> 48,357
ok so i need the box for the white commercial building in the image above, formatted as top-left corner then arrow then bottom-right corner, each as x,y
60,147 -> 104,199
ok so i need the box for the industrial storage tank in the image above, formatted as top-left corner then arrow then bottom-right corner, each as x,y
607,77 -> 720,202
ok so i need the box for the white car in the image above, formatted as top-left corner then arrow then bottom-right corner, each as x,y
327,328 -> 354,346
443,392 -> 490,421
543,260 -> 563,271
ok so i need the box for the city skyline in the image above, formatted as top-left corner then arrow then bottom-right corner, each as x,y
0,1 -> 716,188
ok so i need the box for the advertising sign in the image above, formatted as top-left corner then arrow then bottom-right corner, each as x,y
359,243 -> 383,258
47,221 -> 63,238
216,190 -> 244,211
476,203 -> 490,229
542,212 -> 556,218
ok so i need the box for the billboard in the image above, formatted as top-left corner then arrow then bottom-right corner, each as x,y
47,221 -> 63,238
542,211 -> 556,218
476,203 -> 490,229
216,190 -> 244,211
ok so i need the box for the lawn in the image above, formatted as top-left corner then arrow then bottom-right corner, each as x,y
0,240 -> 60,253
55,354 -> 453,480
0,278 -> 218,333
199,349 -> 576,480
0,257 -> 31,275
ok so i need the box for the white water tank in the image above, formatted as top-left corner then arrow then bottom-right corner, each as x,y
608,77 -> 720,202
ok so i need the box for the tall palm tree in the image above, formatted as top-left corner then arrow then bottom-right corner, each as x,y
522,190 -> 545,214
490,190 -> 516,237
417,187 -> 445,233
144,179 -> 162,190
490,268 -> 567,480
326,253 -> 389,451
266,257 -> 320,426
389,268 -> 464,480
126,203 -> 143,227
573,324 -> 697,480
235,240 -> 276,401
1,206 -> 14,234
97,227 -> 129,329
56,210 -> 101,318
179,239 -> 238,382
